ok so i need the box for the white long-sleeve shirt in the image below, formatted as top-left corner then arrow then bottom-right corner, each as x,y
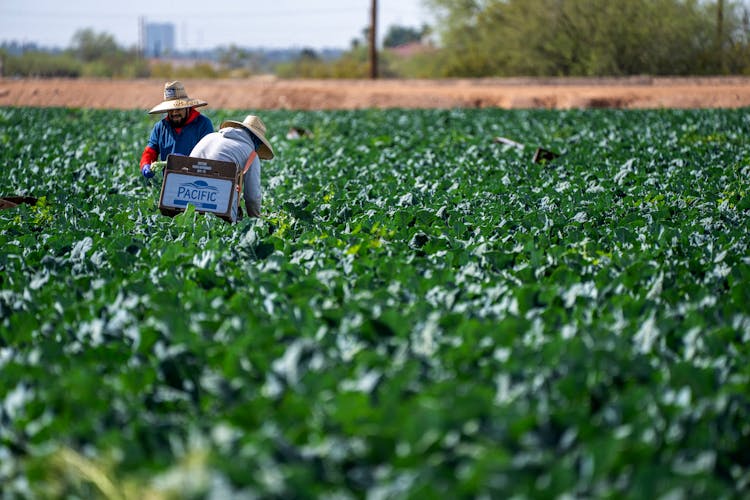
190,127 -> 262,217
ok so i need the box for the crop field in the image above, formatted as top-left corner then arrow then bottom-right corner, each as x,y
1,106 -> 750,498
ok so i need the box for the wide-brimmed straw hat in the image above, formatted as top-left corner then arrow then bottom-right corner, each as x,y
148,81 -> 207,114
221,115 -> 275,159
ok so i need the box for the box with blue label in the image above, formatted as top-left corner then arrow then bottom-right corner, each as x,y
158,154 -> 240,223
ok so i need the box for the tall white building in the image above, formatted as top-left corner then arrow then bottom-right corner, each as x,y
143,22 -> 175,57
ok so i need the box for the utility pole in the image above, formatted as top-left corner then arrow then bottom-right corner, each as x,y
369,0 -> 378,79
717,0 -> 725,72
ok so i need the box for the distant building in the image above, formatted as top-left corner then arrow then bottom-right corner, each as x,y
143,22 -> 175,58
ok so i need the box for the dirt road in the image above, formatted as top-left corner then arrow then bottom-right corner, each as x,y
1,76 -> 749,110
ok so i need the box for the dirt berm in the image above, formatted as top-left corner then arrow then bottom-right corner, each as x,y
1,76 -> 749,110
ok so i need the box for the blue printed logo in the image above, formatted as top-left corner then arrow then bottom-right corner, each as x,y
173,180 -> 219,210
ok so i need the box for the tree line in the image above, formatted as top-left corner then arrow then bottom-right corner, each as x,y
0,30 -> 150,78
425,0 -> 750,76
2,1 -> 749,79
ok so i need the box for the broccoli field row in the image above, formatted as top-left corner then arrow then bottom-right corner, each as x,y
1,106 -> 750,498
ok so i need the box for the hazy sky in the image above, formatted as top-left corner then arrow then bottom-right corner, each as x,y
0,0 -> 433,50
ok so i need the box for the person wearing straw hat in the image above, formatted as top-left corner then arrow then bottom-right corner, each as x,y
139,81 -> 214,179
190,115 -> 274,219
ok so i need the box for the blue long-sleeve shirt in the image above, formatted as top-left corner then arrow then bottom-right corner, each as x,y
142,109 -> 214,163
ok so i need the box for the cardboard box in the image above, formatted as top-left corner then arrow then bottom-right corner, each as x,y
158,154 -> 240,222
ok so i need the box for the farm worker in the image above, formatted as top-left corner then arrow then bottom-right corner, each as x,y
190,115 -> 274,218
139,81 -> 213,179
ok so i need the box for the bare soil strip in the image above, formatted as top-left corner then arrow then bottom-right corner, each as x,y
1,77 -> 749,110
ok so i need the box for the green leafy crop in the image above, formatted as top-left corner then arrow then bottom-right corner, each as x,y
1,106 -> 749,498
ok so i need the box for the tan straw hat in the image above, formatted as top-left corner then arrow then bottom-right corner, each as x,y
221,115 -> 275,159
148,81 -> 207,114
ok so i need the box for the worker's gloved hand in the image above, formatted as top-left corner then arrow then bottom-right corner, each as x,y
141,164 -> 154,179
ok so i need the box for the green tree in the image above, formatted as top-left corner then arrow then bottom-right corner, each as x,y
70,29 -> 120,62
710,0 -> 750,73
383,24 -> 427,48
425,0 -> 750,76
67,28 -> 149,77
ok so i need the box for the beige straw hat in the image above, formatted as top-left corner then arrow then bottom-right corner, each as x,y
148,81 -> 207,114
221,115 -> 275,159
